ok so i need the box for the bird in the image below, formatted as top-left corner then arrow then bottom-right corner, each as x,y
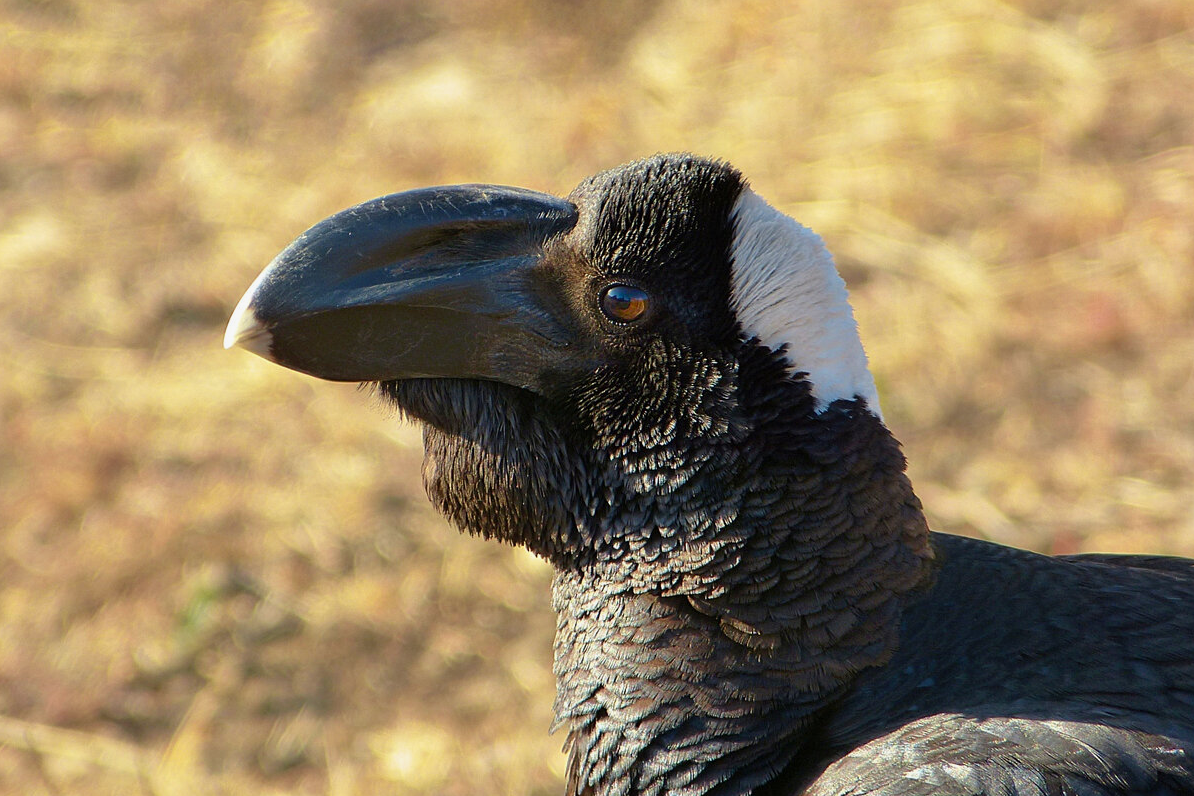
225,153 -> 1194,796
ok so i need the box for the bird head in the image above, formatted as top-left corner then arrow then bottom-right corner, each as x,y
226,154 -> 895,572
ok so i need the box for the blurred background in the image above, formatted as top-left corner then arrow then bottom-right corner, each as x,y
1,0 -> 1192,793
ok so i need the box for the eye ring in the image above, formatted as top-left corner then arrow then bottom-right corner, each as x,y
599,283 -> 651,324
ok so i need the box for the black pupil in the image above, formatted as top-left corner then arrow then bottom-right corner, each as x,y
601,285 -> 649,322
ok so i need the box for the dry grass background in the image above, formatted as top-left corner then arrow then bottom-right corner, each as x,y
1,0 -> 1192,793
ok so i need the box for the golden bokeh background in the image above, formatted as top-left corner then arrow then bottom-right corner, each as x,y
1,0 -> 1192,793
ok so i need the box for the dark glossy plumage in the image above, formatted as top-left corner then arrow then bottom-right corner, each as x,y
228,154 -> 1194,795
800,535 -> 1194,796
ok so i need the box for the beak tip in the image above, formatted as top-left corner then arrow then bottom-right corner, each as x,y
224,286 -> 274,358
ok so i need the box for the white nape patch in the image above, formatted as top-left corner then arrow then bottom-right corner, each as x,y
729,189 -> 882,418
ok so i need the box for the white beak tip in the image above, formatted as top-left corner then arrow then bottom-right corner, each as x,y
224,286 -> 274,358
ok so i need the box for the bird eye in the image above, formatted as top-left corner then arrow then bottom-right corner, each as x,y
599,284 -> 650,324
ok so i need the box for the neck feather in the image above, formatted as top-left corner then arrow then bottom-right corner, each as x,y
552,379 -> 933,796
385,346 -> 934,796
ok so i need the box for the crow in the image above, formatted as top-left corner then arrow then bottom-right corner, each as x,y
226,154 -> 1194,796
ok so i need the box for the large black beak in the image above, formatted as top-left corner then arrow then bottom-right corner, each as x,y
224,185 -> 578,390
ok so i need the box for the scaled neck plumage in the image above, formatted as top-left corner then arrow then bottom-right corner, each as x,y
549,358 -> 933,796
